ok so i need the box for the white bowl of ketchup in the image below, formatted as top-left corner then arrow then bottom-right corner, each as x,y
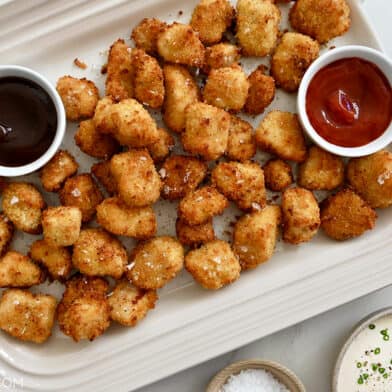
298,45 -> 392,157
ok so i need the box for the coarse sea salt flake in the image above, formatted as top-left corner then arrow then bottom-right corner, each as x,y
10,196 -> 19,205
377,170 -> 392,185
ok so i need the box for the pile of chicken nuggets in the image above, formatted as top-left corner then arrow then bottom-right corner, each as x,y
0,0 -> 390,345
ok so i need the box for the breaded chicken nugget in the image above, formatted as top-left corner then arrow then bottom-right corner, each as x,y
236,0 -> 281,57
255,111 -> 307,162
298,146 -> 344,190
91,160 -> 117,195
56,76 -> 99,121
321,189 -> 376,241
289,0 -> 351,44
163,64 -> 200,133
185,240 -> 240,290
282,187 -> 320,244
110,150 -> 162,207
160,155 -> 208,200
157,23 -> 205,67
178,186 -> 228,225
97,197 -> 156,239
106,39 -> 134,101
127,236 -> 184,290
0,213 -> 13,257
131,49 -> 164,109
233,205 -> 281,270
347,151 -> 392,209
40,150 -> 79,192
176,218 -> 215,247
190,0 -> 234,45
42,206 -> 82,247
226,115 -> 256,162
263,159 -> 293,191
271,32 -> 319,92
108,279 -> 157,327
212,161 -> 266,211
0,289 -> 56,343
182,102 -> 230,161
204,43 -> 241,73
2,182 -> 46,234
0,251 -> 44,288
148,128 -> 175,163
131,18 -> 167,55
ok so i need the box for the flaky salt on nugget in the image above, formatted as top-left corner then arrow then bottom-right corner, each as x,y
91,160 -> 117,195
203,43 -> 241,73
263,159 -> 293,192
226,115 -> 256,162
0,213 -> 13,257
176,218 -> 215,247
131,18 -> 167,55
147,128 -> 175,163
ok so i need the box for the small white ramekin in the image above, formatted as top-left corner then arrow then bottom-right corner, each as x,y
297,45 -> 392,157
0,65 -> 66,177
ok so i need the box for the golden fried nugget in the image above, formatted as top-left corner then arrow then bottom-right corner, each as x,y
204,43 -> 241,73
182,102 -> 230,161
0,289 -> 56,343
236,0 -> 281,56
127,236 -> 184,290
163,64 -> 200,133
263,159 -> 293,191
298,146 -> 344,190
0,251 -> 44,288
97,197 -> 156,239
226,115 -> 256,162
271,32 -> 319,92
190,0 -> 234,45
148,128 -> 175,163
233,205 -> 281,270
59,174 -> 103,222
0,213 -> 13,257
282,187 -> 320,244
321,189 -> 376,241
110,150 -> 162,207
91,160 -> 117,195
176,218 -> 215,247
56,76 -> 99,121
185,240 -> 240,290
40,150 -> 79,192
290,0 -> 351,44
106,39 -> 134,101
2,182 -> 46,234
212,161 -> 266,211
157,23 -> 205,67
108,279 -> 157,327
203,64 -> 249,112
131,18 -> 167,55
255,111 -> 307,162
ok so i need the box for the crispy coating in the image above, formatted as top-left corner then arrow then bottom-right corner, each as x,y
236,0 -> 281,57
42,206 -> 82,247
30,240 -> 72,280
91,160 -> 117,195
40,150 -> 79,192
212,161 -> 266,211
106,39 -> 134,101
176,218 -> 215,247
157,23 -> 205,67
127,236 -> 184,290
0,213 -> 13,257
108,279 -> 157,327
185,240 -> 240,290
282,187 -> 320,244
97,197 -> 156,239
204,43 -> 241,73
289,0 -> 351,44
298,146 -> 344,190
148,128 -> 175,163
131,17 -> 167,55
110,150 -> 162,207
255,111 -> 307,162
233,205 -> 281,270
0,251 -> 44,288
163,64 -> 200,133
321,189 -> 377,241
182,102 -> 230,161
132,48 -> 164,108
271,32 -> 319,92
2,182 -> 46,234
263,159 -> 293,191
190,0 -> 234,45
226,115 -> 256,162
0,289 -> 56,343
178,186 -> 228,225
56,76 -> 99,121
57,275 -> 110,342
160,155 -> 208,200
244,65 -> 276,115
203,64 -> 249,112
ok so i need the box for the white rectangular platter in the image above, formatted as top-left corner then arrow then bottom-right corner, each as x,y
0,0 -> 389,391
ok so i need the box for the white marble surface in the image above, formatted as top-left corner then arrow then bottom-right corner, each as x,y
136,1 -> 392,391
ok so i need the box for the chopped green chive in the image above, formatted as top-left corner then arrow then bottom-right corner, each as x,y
384,373 -> 389,379
372,363 -> 379,371
358,376 -> 364,385
357,362 -> 362,368
381,329 -> 389,336
369,324 -> 376,330
383,335 -> 390,341
375,347 -> 381,355
379,367 -> 385,374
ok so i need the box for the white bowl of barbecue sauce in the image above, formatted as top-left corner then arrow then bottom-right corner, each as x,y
0,65 -> 66,177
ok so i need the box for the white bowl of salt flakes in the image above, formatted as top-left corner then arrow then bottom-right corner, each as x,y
206,359 -> 306,392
